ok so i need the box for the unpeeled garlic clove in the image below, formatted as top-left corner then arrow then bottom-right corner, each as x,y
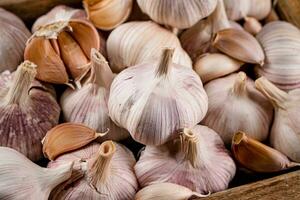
243,17 -> 262,35
135,182 -> 209,200
0,147 -> 73,200
232,131 -> 300,173
83,0 -> 133,30
42,122 -> 108,160
264,8 -> 279,23
193,53 -> 243,83
212,28 -> 265,65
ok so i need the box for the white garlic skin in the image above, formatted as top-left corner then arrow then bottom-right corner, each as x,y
202,73 -> 273,145
108,61 -> 208,145
48,142 -> 138,200
134,125 -> 236,193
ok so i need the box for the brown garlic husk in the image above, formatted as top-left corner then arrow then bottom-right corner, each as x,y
232,131 -> 300,173
60,49 -> 129,142
243,17 -> 262,35
0,147 -> 74,200
42,122 -> 108,161
0,8 -> 31,73
48,141 -> 138,200
0,61 -> 60,161
264,8 -> 279,23
212,28 -> 265,65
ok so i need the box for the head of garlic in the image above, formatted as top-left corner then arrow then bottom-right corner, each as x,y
255,77 -> 300,162
60,49 -> 129,141
108,48 -> 208,145
107,21 -> 192,73
202,72 -> 273,145
0,8 -> 31,73
135,125 -> 236,193
48,141 -> 138,200
0,61 -> 60,161
0,147 -> 73,200
137,0 -> 217,29
255,21 -> 300,91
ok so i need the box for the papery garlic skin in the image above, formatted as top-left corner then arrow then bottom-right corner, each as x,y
137,0 -> 217,29
202,72 -> 273,145
243,17 -> 262,35
108,49 -> 208,145
0,8 -> 31,73
0,147 -> 73,200
135,125 -> 236,193
107,21 -> 192,73
48,142 -> 138,200
0,61 -> 60,161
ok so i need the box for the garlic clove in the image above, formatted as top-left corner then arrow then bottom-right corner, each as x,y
243,17 -> 262,36
83,0 -> 133,30
212,28 -> 265,65
194,53 -> 243,83
135,182 -> 209,200
42,122 -> 108,160
232,131 -> 300,173
0,147 -> 73,200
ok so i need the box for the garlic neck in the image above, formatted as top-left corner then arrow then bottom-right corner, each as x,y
180,129 -> 200,168
156,48 -> 175,77
210,0 -> 231,33
255,77 -> 288,109
4,61 -> 37,106
89,141 -> 116,189
232,72 -> 247,96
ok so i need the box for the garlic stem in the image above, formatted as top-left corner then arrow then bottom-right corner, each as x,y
89,141 -> 116,189
156,48 -> 175,77
232,72 -> 247,96
4,61 -> 37,106
210,0 -> 231,33
255,77 -> 289,109
181,129 -> 200,168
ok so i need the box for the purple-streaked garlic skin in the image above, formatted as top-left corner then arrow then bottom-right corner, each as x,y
135,125 -> 236,194
48,142 -> 138,200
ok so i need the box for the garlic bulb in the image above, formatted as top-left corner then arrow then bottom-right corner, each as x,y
49,141 -> 138,200
60,49 -> 129,141
0,147 -> 73,200
232,131 -> 300,173
255,21 -> 300,91
243,17 -> 262,35
255,77 -> 300,162
137,0 -> 217,29
43,123 -> 108,160
0,8 -> 31,73
0,61 -> 60,161
135,125 -> 236,193
224,0 -> 271,20
213,28 -> 265,65
194,53 -> 243,84
135,183 -> 209,200
83,0 -> 133,30
107,21 -> 192,73
24,16 -> 100,86
202,72 -> 273,145
109,48 -> 208,145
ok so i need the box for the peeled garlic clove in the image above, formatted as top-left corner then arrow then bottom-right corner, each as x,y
107,21 -> 192,73
243,17 -> 262,35
49,141 -> 138,200
202,72 -> 273,145
255,21 -> 300,91
255,77 -> 300,162
137,0 -> 217,29
232,131 -> 300,173
213,28 -> 265,65
194,53 -> 243,83
135,125 -> 236,193
0,147 -> 73,200
42,122 -> 108,160
83,0 -> 133,30
0,61 -> 60,161
0,8 -> 31,73
60,49 -> 129,142
109,48 -> 208,145
135,182 -> 209,200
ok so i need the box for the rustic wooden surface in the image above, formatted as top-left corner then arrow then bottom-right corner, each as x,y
277,0 -> 300,29
201,169 -> 300,200
0,0 -> 82,23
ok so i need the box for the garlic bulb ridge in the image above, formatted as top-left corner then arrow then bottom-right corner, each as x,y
108,48 -> 208,145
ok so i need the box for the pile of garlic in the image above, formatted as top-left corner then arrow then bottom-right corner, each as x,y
1,0 -> 300,199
